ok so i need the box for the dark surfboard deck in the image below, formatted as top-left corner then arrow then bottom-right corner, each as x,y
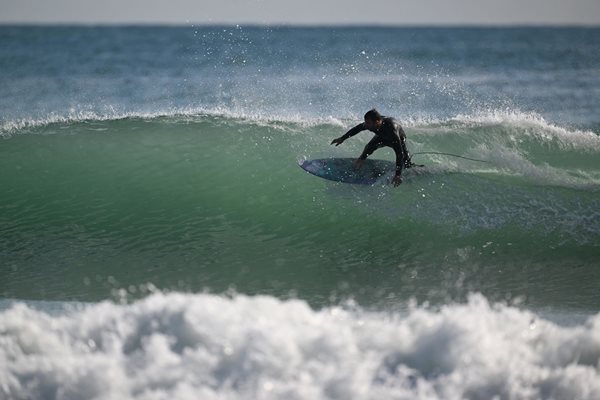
299,158 -> 397,185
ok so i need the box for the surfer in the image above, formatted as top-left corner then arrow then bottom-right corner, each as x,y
331,109 -> 414,186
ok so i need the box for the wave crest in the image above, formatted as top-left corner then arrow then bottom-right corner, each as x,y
0,106 -> 348,137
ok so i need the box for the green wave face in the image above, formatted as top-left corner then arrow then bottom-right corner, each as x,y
1,114 -> 599,308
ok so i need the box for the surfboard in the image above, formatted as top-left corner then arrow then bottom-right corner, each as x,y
299,158 -> 396,185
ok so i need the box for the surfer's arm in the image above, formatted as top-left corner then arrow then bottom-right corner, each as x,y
392,141 -> 405,185
341,123 -> 366,140
358,136 -> 382,160
332,123 -> 366,145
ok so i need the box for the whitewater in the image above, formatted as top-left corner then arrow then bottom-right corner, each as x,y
2,292 -> 600,400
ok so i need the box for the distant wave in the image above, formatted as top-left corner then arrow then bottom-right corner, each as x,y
1,292 -> 599,400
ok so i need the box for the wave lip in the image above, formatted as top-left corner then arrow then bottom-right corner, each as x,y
1,292 -> 599,400
0,106 -> 348,137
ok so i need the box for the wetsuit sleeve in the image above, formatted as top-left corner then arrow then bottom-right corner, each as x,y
390,119 -> 407,174
392,141 -> 405,176
396,123 -> 407,139
340,123 -> 366,141
358,136 -> 382,160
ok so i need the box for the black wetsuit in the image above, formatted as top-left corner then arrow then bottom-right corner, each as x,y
340,117 -> 412,176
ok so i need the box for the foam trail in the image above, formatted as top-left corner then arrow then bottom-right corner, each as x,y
1,293 -> 599,400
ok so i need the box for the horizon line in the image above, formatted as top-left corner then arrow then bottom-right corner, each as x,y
1,21 -> 599,28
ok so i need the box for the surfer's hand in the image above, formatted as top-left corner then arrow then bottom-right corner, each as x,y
392,174 -> 403,187
331,137 -> 344,146
353,158 -> 364,170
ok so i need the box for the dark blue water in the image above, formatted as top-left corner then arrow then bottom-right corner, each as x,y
2,26 -> 599,127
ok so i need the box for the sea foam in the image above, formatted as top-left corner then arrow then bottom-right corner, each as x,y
1,293 -> 599,400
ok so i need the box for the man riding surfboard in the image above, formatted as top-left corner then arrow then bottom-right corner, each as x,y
331,109 -> 414,186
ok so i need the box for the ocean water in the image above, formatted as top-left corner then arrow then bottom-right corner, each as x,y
1,26 -> 599,399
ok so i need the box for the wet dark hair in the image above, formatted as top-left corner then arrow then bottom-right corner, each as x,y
364,108 -> 382,121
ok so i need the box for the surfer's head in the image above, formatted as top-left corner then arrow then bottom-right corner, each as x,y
364,108 -> 383,131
